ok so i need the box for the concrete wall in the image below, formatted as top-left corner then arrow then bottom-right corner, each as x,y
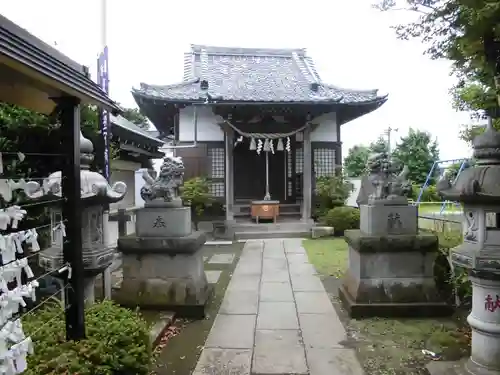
311,111 -> 338,142
109,159 -> 141,210
178,107 -> 339,143
346,178 -> 362,207
178,106 -> 224,142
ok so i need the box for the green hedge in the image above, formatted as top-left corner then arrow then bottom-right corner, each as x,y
324,206 -> 360,235
23,300 -> 152,375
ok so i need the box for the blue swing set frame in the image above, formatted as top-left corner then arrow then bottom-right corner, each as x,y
415,158 -> 468,213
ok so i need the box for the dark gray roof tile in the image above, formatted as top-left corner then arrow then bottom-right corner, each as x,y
133,45 -> 385,104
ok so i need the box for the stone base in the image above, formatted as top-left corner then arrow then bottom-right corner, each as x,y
311,226 -> 334,239
115,233 -> 211,318
118,231 -> 207,255
360,203 -> 417,235
339,229 -> 451,318
338,284 -> 453,319
136,205 -> 191,237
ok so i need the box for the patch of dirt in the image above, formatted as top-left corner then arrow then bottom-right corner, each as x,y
321,276 -> 471,375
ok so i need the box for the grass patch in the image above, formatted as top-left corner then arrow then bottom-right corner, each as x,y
350,317 -> 470,375
303,236 -> 470,374
417,202 -> 462,214
302,237 -> 348,278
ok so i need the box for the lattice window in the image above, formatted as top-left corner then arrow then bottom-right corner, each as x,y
209,182 -> 225,197
208,147 -> 225,178
295,147 -> 303,174
314,148 -> 336,177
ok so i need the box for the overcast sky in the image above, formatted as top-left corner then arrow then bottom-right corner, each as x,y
1,0 -> 475,162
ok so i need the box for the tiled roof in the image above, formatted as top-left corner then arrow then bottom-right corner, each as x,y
132,45 -> 386,104
110,115 -> 163,146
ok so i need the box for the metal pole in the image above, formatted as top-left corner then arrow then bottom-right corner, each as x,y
101,0 -> 107,49
384,126 -> 398,154
265,151 -> 270,198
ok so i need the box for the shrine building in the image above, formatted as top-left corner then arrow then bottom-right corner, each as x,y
132,45 -> 387,222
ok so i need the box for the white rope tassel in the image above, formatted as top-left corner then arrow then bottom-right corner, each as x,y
277,138 -> 284,151
249,137 -> 256,150
257,139 -> 263,155
286,137 -> 291,153
269,139 -> 275,154
263,139 -> 270,152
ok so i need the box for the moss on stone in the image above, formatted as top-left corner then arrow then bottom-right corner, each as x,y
345,229 -> 438,254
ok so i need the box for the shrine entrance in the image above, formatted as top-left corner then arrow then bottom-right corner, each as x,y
233,137 -> 286,202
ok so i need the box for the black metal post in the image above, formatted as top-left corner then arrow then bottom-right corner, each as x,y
60,97 -> 86,340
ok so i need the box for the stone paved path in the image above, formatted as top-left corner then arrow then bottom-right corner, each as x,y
193,238 -> 364,375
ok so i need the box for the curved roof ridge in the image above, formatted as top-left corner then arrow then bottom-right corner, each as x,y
135,78 -> 200,92
322,83 -> 379,96
191,44 -> 307,57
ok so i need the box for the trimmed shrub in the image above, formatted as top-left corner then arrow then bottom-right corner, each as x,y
324,206 -> 360,235
23,300 -> 152,375
313,174 -> 354,220
180,177 -> 214,230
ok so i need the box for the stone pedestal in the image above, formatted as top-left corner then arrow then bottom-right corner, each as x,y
339,203 -> 451,318
115,203 -> 211,318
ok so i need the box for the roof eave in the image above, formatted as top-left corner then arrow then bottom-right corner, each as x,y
0,14 -> 120,112
337,96 -> 388,126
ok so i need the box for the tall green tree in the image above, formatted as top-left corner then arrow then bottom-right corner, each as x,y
375,0 -> 500,143
391,128 -> 440,184
343,137 -> 390,177
344,145 -> 370,177
121,107 -> 150,130
369,137 -> 389,153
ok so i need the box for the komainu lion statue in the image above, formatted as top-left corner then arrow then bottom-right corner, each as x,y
140,156 -> 185,202
357,151 -> 412,205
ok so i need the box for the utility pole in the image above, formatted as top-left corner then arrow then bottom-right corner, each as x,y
383,126 -> 398,154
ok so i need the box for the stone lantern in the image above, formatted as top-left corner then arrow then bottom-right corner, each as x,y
436,121 -> 500,375
38,131 -> 127,304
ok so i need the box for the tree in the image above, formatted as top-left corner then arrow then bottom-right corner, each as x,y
121,108 -> 150,130
344,145 -> 370,177
391,128 -> 440,185
343,137 -> 389,177
375,0 -> 500,143
180,177 -> 214,230
369,137 -> 389,153
444,160 -> 472,182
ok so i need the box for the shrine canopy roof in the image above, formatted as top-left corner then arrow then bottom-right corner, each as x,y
132,45 -> 387,117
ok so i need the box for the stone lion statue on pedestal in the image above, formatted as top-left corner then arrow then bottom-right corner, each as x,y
140,156 -> 185,202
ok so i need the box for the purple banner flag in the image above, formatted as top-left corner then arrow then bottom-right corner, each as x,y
97,46 -> 110,180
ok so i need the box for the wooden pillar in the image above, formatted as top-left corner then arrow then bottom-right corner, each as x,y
60,97 -> 86,340
302,127 -> 312,222
225,130 -> 234,222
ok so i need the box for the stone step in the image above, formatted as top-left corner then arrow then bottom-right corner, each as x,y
234,203 -> 301,216
235,230 -> 310,240
232,222 -> 312,233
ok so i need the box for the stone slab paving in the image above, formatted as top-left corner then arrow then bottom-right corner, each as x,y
205,270 -> 222,284
194,238 -> 364,375
208,253 -> 235,264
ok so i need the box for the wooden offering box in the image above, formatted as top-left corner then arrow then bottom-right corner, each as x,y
251,200 -> 280,223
